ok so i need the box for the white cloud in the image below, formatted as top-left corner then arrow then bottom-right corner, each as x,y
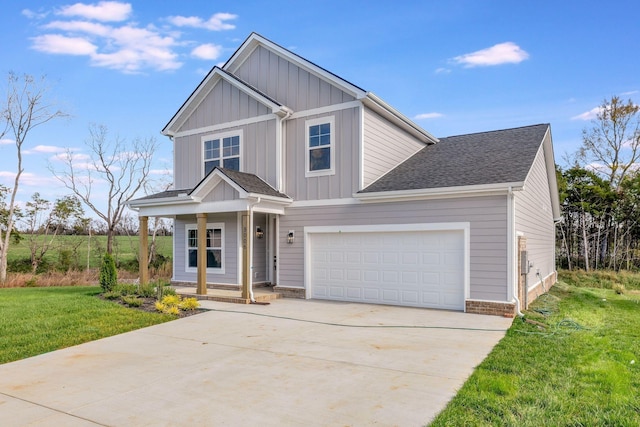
27,4 -> 239,73
191,43 -> 222,60
452,42 -> 529,67
22,9 -> 48,20
621,90 -> 639,96
31,34 -> 97,55
434,67 -> 451,74
0,138 -> 14,145
414,112 -> 444,120
167,12 -> 237,31
0,171 -> 59,187
572,107 -> 602,121
56,1 -> 132,22
24,145 -> 66,155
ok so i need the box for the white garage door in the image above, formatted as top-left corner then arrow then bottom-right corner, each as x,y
309,229 -> 465,310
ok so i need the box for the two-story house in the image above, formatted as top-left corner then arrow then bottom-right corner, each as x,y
130,33 -> 561,316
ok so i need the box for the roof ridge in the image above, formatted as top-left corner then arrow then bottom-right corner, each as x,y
440,123 -> 549,140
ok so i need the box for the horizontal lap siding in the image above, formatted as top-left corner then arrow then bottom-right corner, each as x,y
362,108 -> 425,187
515,139 -> 556,284
173,214 -> 238,285
279,196 -> 508,301
284,108 -> 360,200
234,46 -> 355,111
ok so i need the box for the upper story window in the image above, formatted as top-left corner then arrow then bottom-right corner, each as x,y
203,131 -> 242,176
305,116 -> 335,177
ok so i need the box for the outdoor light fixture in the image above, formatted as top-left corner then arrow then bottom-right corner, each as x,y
287,230 -> 295,244
255,226 -> 264,239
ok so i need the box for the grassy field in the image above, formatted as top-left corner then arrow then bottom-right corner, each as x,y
429,280 -> 640,426
8,234 -> 173,270
0,286 -> 176,364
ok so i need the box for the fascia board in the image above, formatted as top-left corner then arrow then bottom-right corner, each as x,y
362,94 -> 439,144
246,193 -> 292,204
128,195 -> 198,209
354,182 -> 525,202
224,33 -> 366,100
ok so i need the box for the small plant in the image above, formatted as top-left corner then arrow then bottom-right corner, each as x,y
162,286 -> 177,297
154,301 -> 166,312
613,283 -> 625,294
164,305 -> 180,315
112,283 -> 137,296
179,297 -> 200,311
99,253 -> 118,292
25,277 -> 38,287
121,295 -> 142,307
102,291 -> 121,300
137,282 -> 156,298
161,294 -> 181,306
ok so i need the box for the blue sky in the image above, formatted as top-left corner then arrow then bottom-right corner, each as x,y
1,0 -> 639,215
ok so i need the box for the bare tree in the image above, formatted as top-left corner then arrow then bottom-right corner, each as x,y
578,96 -> 640,190
0,73 -> 67,284
50,124 -> 157,254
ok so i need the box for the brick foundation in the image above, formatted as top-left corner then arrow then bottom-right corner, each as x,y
526,271 -> 557,307
273,286 -> 306,299
466,300 -> 516,317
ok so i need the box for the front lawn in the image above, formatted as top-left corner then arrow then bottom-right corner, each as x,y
0,286 -> 176,364
430,281 -> 640,426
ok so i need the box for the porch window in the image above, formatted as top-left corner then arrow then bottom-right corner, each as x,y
305,116 -> 335,177
203,132 -> 241,176
186,223 -> 224,273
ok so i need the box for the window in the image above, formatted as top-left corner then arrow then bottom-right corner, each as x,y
203,132 -> 241,176
305,116 -> 335,177
186,223 -> 224,273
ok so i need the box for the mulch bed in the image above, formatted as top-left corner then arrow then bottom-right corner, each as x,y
100,295 -> 208,318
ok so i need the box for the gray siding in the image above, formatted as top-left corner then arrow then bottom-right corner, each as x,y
178,78 -> 270,133
173,213 -> 238,285
202,181 -> 239,202
174,119 -> 278,190
515,137 -> 556,286
362,107 -> 425,187
234,45 -> 355,111
284,107 -> 360,200
279,196 -> 509,301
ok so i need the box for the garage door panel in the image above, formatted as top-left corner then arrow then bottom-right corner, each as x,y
310,229 -> 465,310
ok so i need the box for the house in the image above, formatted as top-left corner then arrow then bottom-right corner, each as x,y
129,33 -> 561,316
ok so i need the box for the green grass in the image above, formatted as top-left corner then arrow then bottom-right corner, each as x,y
0,286 -> 176,364
8,234 -> 173,269
429,281 -> 640,426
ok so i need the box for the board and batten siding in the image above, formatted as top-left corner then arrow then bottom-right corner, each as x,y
515,138 -> 556,286
362,107 -> 426,187
279,195 -> 509,301
233,45 -> 356,112
177,78 -> 271,132
283,108 -> 360,200
201,181 -> 240,203
173,214 -> 239,285
173,119 -> 278,190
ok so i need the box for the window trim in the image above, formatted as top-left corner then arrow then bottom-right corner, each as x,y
202,129 -> 243,177
185,222 -> 225,274
305,116 -> 335,177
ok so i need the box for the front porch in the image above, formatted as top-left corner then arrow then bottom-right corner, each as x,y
174,285 -> 283,304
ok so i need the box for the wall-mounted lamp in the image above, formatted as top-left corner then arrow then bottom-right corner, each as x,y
255,226 -> 264,239
287,230 -> 295,244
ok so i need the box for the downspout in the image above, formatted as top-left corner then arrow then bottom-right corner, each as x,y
509,186 -> 524,317
247,197 -> 261,303
275,108 -> 292,193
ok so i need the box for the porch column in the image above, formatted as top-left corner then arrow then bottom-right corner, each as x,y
241,214 -> 250,300
139,216 -> 149,285
196,213 -> 208,295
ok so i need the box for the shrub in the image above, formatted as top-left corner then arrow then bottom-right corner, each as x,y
102,291 -> 121,300
112,283 -> 137,296
99,253 -> 118,292
121,295 -> 142,307
161,294 -> 181,306
154,301 -> 166,312
179,297 -> 200,311
137,282 -> 157,298
161,286 -> 177,297
613,283 -> 625,294
25,277 -> 38,287
164,305 -> 180,315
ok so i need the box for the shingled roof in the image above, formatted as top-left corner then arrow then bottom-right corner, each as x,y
360,124 -> 550,193
213,167 -> 290,199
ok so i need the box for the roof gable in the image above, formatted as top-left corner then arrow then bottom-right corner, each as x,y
190,167 -> 291,201
223,32 -> 367,100
162,67 -> 291,136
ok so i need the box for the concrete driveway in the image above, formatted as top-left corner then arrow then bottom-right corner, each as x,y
0,299 -> 512,426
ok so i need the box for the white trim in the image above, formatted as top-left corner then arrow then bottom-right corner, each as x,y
201,129 -> 244,178
172,114 -> 275,139
290,197 -> 362,208
289,100 -> 361,120
355,182 -> 524,203
236,212 -> 243,286
507,188 -> 516,305
185,222 -> 225,275
303,222 -> 471,311
358,104 -> 364,191
305,116 -> 335,178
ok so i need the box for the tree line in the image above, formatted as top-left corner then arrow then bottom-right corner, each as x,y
557,96 -> 640,271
